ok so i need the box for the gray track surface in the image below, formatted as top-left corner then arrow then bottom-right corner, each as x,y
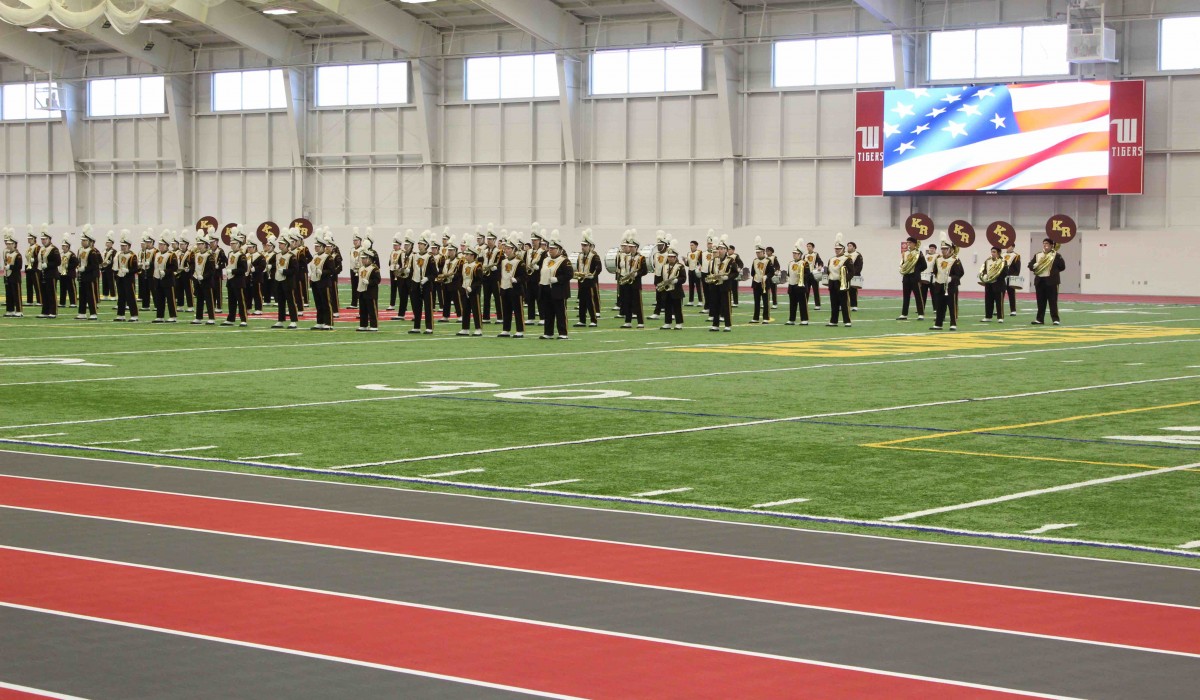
2,452 -> 1198,699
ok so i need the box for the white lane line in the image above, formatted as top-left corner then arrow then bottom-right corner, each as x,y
1060,360 -> 1082,363
1179,541 -> 1200,550
0,681 -> 89,700
884,462 -> 1200,523
0,603 -> 572,700
329,374 -> 1200,470
1127,363 -> 1145,366
83,438 -> 142,445
420,468 -> 485,478
1164,427 -> 1200,432
158,446 -> 218,453
633,487 -> 693,498
1024,524 -> 1079,535
237,452 -> 302,460
1002,357 -> 1027,361
11,432 -> 66,439
751,498 -> 811,509
4,339 -> 1198,434
527,479 -> 582,488
0,545 -> 1075,698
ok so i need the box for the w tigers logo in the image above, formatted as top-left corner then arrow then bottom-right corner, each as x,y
856,126 -> 880,150
1111,118 -> 1139,145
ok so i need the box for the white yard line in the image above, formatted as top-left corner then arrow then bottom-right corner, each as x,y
631,487 -> 693,497
884,463 -> 1200,523
158,446 -> 218,453
10,432 -> 66,439
420,468 -> 485,478
527,479 -> 582,488
82,438 -> 141,445
750,498 -> 811,508
329,374 -> 1200,470
1024,524 -> 1079,535
1179,541 -> 1200,550
3,340 -> 1198,434
236,452 -> 302,460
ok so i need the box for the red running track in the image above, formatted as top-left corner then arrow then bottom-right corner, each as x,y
2,475 -> 1198,656
0,690 -> 66,700
0,548 -> 1026,699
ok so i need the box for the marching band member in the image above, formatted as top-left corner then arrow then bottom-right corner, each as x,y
574,229 -> 602,328
728,244 -> 742,307
786,238 -> 810,326
307,237 -> 333,330
897,237 -> 927,321
387,233 -> 404,312
75,226 -> 102,320
429,239 -> 445,313
700,231 -> 717,318
356,242 -> 381,332
439,235 -> 462,322
803,241 -> 822,311
408,231 -> 436,335
294,230 -> 314,311
825,233 -> 852,328
929,235 -> 964,331
979,246 -> 1007,323
659,241 -> 686,330
222,230 -> 249,327
58,236 -> 78,309
210,229 -> 227,312
191,236 -> 216,325
749,237 -> 777,324
262,235 -> 277,306
686,239 -> 704,307
766,246 -> 780,309
457,243 -> 483,336
649,231 -> 668,320
538,232 -> 573,339
619,230 -> 648,329
481,226 -> 502,324
392,231 -> 414,321
100,233 -> 116,301
498,235 -> 526,338
37,227 -> 60,318
1003,242 -> 1021,316
246,240 -> 265,315
321,229 -> 342,318
24,229 -> 40,307
919,243 -> 937,314
846,241 -> 864,311
175,234 -> 194,312
150,234 -> 178,323
614,234 -> 630,318
525,228 -> 545,322
138,232 -> 154,311
348,229 -> 363,310
1028,237 -> 1065,326
113,232 -> 139,322
708,236 -> 734,332
3,229 -> 22,317
271,235 -> 300,329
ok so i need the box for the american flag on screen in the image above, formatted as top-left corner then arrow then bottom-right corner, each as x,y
882,82 -> 1111,192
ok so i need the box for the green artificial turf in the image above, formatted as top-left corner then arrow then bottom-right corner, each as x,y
2,290 -> 1199,568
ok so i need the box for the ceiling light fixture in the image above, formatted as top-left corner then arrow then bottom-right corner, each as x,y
140,18 -> 173,25
263,8 -> 298,15
27,27 -> 59,33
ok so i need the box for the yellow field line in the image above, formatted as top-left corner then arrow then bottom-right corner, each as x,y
863,400 -> 1200,448
867,444 -> 1200,473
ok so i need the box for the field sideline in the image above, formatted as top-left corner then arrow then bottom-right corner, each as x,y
2,291 -> 1199,568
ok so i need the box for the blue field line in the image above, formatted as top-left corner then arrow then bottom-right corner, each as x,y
1,437 -> 1198,562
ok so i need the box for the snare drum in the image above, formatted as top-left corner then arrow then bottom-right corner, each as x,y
1006,275 -> 1025,290
850,275 -> 864,289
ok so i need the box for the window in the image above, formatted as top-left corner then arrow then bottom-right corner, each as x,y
929,25 -> 1068,81
212,69 -> 288,111
88,76 -> 165,117
773,34 -> 895,87
0,82 -> 61,121
465,53 -> 558,100
590,46 -> 702,95
315,62 -> 408,107
1161,16 -> 1200,71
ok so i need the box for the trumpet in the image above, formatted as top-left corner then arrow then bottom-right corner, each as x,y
707,273 -> 728,286
655,279 -> 674,293
618,271 -> 635,285
573,270 -> 586,281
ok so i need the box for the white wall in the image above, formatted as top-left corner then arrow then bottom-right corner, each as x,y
1,0 -> 1198,295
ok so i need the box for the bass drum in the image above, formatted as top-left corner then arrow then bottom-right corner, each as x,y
604,246 -> 621,274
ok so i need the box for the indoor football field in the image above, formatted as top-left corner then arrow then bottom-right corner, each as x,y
2,291 -> 1198,568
